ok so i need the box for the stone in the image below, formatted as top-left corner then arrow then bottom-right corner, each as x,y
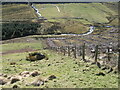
102,67 -> 108,70
0,73 -> 7,77
99,54 -> 107,60
13,85 -> 19,88
82,68 -> 90,72
10,76 -> 21,84
10,62 -> 16,65
107,68 -> 113,73
0,77 -> 8,85
48,64 -> 51,66
31,78 -> 44,86
95,72 -> 105,76
19,71 -> 30,77
30,71 -> 40,77
26,52 -> 45,61
48,75 -> 57,80
3,74 -> 7,77
19,71 -> 30,75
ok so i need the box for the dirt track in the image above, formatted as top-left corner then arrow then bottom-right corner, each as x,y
2,48 -> 39,55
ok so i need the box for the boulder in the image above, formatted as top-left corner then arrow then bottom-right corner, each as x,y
26,52 -> 45,61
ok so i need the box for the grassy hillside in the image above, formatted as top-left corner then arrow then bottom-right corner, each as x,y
1,37 -> 118,88
34,3 -> 118,24
2,3 -> 118,24
2,4 -> 37,21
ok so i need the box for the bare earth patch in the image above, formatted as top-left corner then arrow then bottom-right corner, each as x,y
2,48 -> 39,55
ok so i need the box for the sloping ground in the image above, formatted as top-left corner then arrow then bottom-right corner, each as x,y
2,4 -> 37,21
34,3 -> 118,24
1,37 -> 118,88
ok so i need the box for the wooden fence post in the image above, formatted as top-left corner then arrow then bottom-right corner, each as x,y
68,46 -> 70,56
107,47 -> 110,61
82,43 -> 85,61
60,46 -> 63,54
74,46 -> 77,58
95,45 -> 98,63
78,46 -> 82,56
63,47 -> 66,56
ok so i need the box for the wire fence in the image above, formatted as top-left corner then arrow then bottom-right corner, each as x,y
47,43 -> 118,71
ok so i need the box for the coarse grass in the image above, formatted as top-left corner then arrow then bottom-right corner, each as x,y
2,42 -> 43,52
1,39 -> 118,88
34,3 -> 117,24
2,4 -> 36,21
2,49 -> 118,88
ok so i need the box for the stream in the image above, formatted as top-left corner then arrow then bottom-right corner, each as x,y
61,26 -> 95,36
30,4 -> 114,36
31,4 -> 42,17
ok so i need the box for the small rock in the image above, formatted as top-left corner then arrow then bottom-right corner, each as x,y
0,73 -> 3,76
31,78 -> 44,86
102,67 -> 108,70
0,77 -> 8,85
30,71 -> 40,77
13,85 -> 19,88
19,71 -> 30,77
48,75 -> 57,80
3,74 -> 7,77
95,72 -> 105,76
82,68 -> 89,72
99,54 -> 107,59
0,74 -> 7,77
10,76 -> 21,84
79,78 -> 83,81
48,64 -> 51,66
107,68 -> 113,73
10,62 -> 16,65
19,71 -> 30,76
86,64 -> 89,67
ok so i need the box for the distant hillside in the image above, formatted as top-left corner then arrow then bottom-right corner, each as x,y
2,2 -> 118,40
34,3 -> 118,24
2,3 -> 118,24
2,4 -> 37,21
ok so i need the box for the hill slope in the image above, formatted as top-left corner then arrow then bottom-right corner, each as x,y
34,3 -> 118,24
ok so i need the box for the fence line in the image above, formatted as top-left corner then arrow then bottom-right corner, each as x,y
48,43 -> 118,71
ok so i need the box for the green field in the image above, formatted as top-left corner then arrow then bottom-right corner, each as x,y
2,3 -> 118,35
2,4 -> 37,21
34,3 -> 117,24
1,37 -> 118,88
1,3 -> 118,88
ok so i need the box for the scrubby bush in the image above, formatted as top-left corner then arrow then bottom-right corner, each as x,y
2,21 -> 41,40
